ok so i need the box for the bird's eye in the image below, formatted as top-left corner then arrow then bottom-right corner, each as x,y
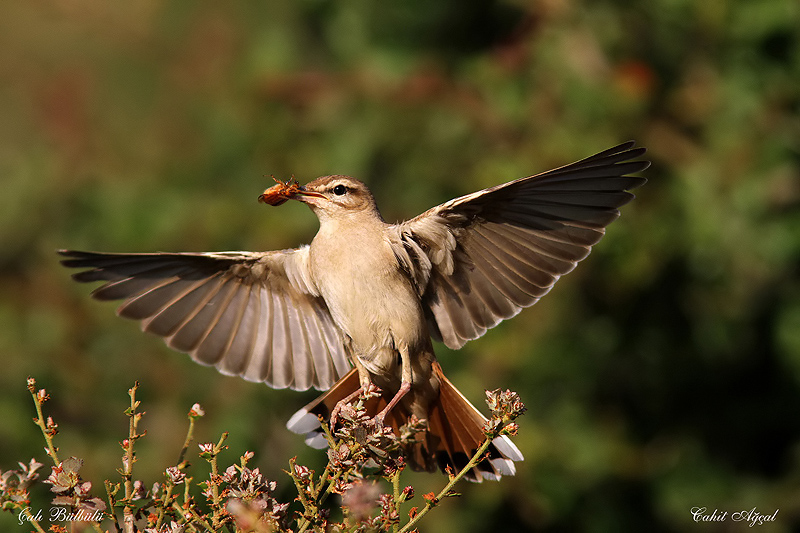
332,184 -> 347,196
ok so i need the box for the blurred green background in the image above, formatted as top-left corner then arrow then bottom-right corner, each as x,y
1,0 -> 799,531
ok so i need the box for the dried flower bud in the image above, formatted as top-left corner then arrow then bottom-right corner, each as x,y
166,467 -> 185,484
401,485 -> 414,501
362,383 -> 382,400
132,480 -> 146,500
222,465 -> 237,483
44,458 -> 83,493
145,520 -> 183,533
293,464 -> 311,480
378,493 -> 399,525
333,477 -> 354,494
20,459 -> 44,481
485,389 -> 527,421
75,481 -> 92,496
483,418 -> 503,435
198,443 -> 214,456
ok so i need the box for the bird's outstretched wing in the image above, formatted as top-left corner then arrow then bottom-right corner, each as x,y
59,248 -> 350,390
389,142 -> 649,349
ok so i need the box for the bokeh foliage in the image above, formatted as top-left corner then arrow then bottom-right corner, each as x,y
1,0 -> 799,531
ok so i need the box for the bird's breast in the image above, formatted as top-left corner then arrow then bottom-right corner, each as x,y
308,225 -> 427,357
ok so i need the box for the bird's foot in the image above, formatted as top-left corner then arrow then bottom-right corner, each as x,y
329,386 -> 364,429
370,381 -> 411,429
372,412 -> 387,430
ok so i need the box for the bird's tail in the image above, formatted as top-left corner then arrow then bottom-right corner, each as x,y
286,363 -> 523,482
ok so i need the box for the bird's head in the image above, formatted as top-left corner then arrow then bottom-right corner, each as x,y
259,175 -> 380,222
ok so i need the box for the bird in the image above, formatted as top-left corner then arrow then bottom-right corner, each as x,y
59,141 -> 648,482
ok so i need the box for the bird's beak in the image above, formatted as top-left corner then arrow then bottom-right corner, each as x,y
293,187 -> 327,201
258,179 -> 325,206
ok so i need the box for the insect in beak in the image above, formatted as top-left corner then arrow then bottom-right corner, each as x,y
258,177 -> 323,206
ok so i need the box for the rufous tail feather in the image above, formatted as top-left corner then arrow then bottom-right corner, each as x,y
286,364 -> 523,482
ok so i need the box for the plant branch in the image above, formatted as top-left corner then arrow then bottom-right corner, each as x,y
27,377 -> 60,465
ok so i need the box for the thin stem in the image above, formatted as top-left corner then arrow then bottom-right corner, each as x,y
171,500 -> 213,532
398,436 -> 494,533
156,481 -> 175,531
27,379 -> 60,465
289,458 -> 313,531
391,468 -> 402,533
103,480 -> 122,533
122,383 -> 141,501
296,465 -> 344,533
307,417 -> 344,511
121,383 -> 144,533
310,462 -> 332,500
177,411 -> 198,466
317,468 -> 343,508
207,433 -> 228,530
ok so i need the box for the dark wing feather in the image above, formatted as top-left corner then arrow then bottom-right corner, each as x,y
390,142 -> 649,349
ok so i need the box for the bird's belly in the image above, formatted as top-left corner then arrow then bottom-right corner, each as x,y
310,230 -> 429,376
326,272 -> 425,352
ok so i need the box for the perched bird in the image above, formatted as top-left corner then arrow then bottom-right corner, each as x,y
60,142 -> 648,481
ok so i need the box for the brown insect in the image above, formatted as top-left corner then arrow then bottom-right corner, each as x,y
257,177 -> 302,206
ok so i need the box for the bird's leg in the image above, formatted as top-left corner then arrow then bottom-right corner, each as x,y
374,344 -> 412,428
329,356 -> 371,428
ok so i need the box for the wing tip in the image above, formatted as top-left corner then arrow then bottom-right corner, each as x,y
58,249 -> 92,270
585,141 -> 649,169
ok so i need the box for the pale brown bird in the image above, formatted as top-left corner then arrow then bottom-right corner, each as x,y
59,142 -> 648,481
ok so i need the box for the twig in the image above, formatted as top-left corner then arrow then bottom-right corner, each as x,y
398,438 -> 492,533
27,377 -> 60,465
104,480 -> 122,533
119,382 -> 146,533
